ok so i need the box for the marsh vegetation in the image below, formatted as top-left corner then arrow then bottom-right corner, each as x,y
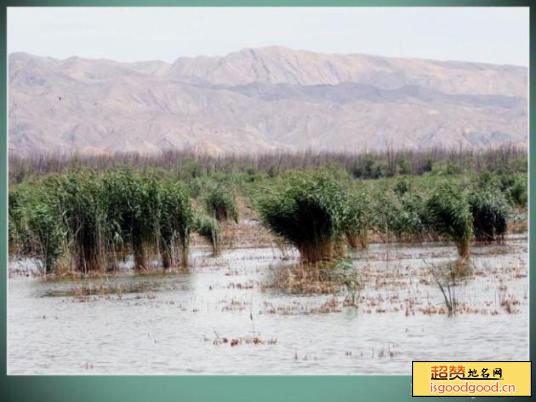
9,147 -> 526,275
8,147 -> 528,374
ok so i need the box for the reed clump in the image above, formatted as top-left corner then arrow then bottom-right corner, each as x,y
425,182 -> 473,260
52,173 -> 108,273
158,179 -> 194,268
203,184 -> 239,223
193,213 -> 221,255
257,172 -> 349,263
469,189 -> 509,243
9,168 -> 196,274
101,169 -> 160,271
341,189 -> 371,249
9,181 -> 66,273
499,174 -> 527,209
371,183 -> 428,243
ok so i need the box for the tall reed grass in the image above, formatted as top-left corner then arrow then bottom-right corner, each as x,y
425,182 -> 473,259
9,168 -> 196,273
9,155 -> 526,273
257,173 -> 349,263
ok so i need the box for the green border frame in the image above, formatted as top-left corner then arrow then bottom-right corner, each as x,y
0,2 -> 532,401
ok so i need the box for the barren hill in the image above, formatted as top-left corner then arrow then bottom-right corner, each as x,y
8,47 -> 528,156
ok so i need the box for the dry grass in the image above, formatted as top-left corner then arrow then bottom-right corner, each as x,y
262,263 -> 344,295
210,335 -> 278,346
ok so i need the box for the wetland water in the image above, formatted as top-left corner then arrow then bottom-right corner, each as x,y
8,237 -> 528,374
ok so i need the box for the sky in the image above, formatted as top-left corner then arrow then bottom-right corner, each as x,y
7,7 -> 530,66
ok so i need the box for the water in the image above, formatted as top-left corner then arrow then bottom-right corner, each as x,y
8,237 -> 529,374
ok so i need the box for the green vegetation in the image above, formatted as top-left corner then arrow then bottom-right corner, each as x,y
257,173 -> 348,263
391,192 -> 428,242
469,178 -> 510,243
193,213 -> 221,256
158,180 -> 194,268
425,182 -> 473,259
203,184 -> 239,223
9,184 -> 65,273
469,190 -> 509,243
8,147 -> 528,274
369,183 -> 428,243
342,189 -> 371,249
9,169 -> 196,273
24,194 -> 65,273
101,170 -> 160,270
499,174 -> 527,208
9,146 -> 526,184
54,173 -> 107,273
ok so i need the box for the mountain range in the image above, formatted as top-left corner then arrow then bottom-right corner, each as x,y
8,47 -> 528,156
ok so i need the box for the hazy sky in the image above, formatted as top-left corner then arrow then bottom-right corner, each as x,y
8,7 -> 529,66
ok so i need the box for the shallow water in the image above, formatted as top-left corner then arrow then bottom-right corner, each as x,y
8,237 -> 529,374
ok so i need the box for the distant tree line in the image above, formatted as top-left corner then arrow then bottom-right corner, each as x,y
9,144 -> 527,184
